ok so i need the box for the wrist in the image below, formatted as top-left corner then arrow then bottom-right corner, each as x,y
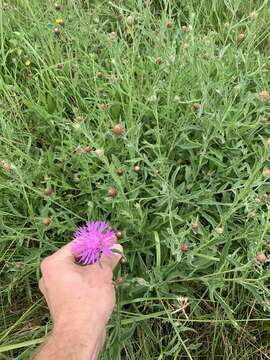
50,323 -> 104,360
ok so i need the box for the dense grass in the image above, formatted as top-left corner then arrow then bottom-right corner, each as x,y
1,0 -> 270,358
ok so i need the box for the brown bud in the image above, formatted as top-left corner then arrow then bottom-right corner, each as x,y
256,252 -> 267,264
191,222 -> 199,230
166,20 -> 173,28
2,160 -> 11,172
58,19 -> 65,26
44,187 -> 53,196
42,217 -> 51,226
113,124 -> 125,136
110,32 -> 117,41
260,116 -> 268,124
262,192 -> 269,201
116,168 -> 124,176
263,169 -> 270,177
116,230 -> 123,239
259,91 -> 269,102
116,276 -> 125,284
156,57 -> 163,65
108,186 -> 118,197
266,138 -> 270,149
238,33 -> 245,43
193,102 -> 201,111
250,10 -> 257,19
95,148 -> 104,157
54,3 -> 61,10
53,27 -> 60,35
133,165 -> 141,173
180,243 -> 189,252
57,63 -> 64,69
215,227 -> 224,235
127,15 -> 134,25
203,52 -> 209,60
255,197 -> 261,204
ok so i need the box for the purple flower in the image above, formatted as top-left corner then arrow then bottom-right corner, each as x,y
71,221 -> 116,265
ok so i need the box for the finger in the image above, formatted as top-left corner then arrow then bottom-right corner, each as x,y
100,244 -> 123,270
50,242 -> 75,263
39,278 -> 45,294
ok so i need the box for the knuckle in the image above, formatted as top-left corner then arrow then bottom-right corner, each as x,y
40,256 -> 52,275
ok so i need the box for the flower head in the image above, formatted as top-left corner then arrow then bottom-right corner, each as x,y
72,221 -> 116,265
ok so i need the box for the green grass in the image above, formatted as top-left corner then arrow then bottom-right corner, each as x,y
1,0 -> 270,358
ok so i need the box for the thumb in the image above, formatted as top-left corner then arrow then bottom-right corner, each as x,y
100,244 -> 123,270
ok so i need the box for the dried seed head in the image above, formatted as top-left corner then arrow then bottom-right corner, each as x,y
83,146 -> 92,153
53,27 -> 60,35
116,230 -> 123,240
215,227 -> 224,235
127,15 -> 134,25
175,296 -> 190,312
44,187 -> 53,196
238,33 -> 245,43
116,168 -> 124,176
107,186 -> 118,197
110,32 -> 117,41
203,52 -> 209,60
169,54 -> 176,63
266,138 -> 270,149
180,243 -> 189,252
259,91 -> 269,102
255,197 -> 261,204
113,124 -> 125,136
54,3 -> 61,10
95,148 -> 104,157
116,276 -> 125,284
99,103 -> 109,110
75,116 -> 84,123
42,217 -> 51,226
260,116 -> 268,124
155,57 -> 163,65
166,20 -> 173,28
262,192 -> 269,201
73,173 -> 80,182
256,252 -> 267,264
193,102 -> 201,111
133,165 -> 141,173
2,160 -> 11,172
148,94 -> 157,102
57,63 -> 64,69
263,169 -> 270,177
250,10 -> 257,19
191,222 -> 199,230
182,25 -> 188,32
248,211 -> 256,219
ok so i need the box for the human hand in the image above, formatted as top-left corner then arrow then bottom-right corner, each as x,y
36,242 -> 123,360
